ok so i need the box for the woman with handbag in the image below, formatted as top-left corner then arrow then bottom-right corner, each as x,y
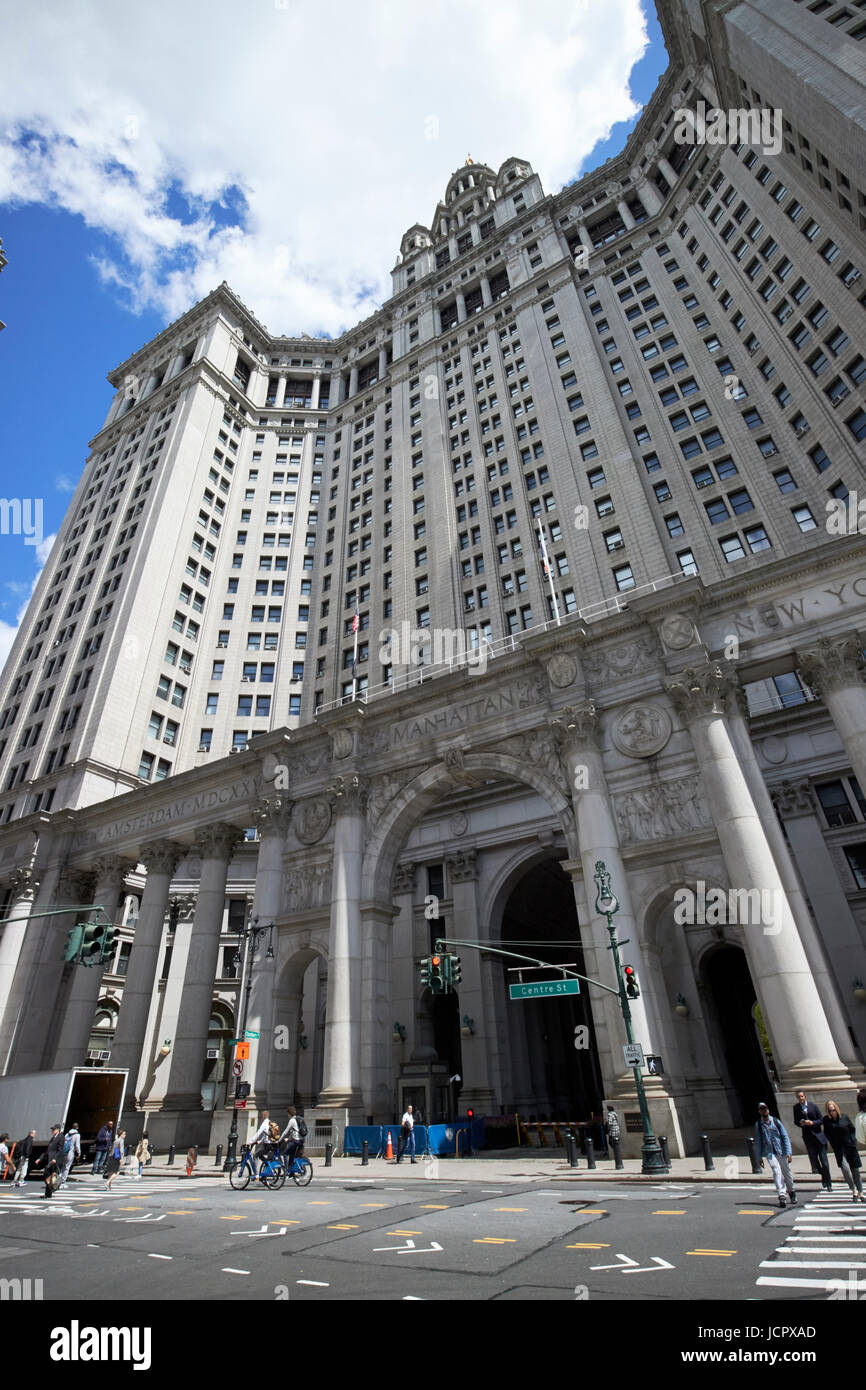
103,1130 -> 126,1190
823,1101 -> 864,1201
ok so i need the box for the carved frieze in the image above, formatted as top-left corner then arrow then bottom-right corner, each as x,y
498,727 -> 568,793
283,863 -> 332,915
582,637 -> 657,685
614,775 -> 711,845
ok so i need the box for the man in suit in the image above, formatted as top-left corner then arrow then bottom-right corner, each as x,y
793,1089 -> 832,1191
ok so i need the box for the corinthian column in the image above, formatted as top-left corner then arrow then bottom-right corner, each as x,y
797,636 -> 866,794
0,865 -> 41,1038
161,824 -> 242,1111
319,775 -> 366,1113
446,849 -> 494,1111
665,662 -> 850,1091
247,795 -> 293,1106
110,840 -> 184,1091
53,855 -> 135,1069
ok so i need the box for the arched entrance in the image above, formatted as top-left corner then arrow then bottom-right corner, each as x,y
500,859 -> 602,1120
701,946 -> 776,1122
202,1001 -> 235,1111
272,944 -> 327,1111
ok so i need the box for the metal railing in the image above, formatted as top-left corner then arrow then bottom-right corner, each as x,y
315,568 -> 688,716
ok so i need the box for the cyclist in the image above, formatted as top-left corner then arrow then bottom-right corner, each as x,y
248,1110 -> 274,1176
280,1107 -> 301,1169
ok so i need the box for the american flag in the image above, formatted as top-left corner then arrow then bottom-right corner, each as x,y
352,607 -> 360,634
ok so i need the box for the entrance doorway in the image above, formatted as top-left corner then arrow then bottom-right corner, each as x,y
500,859 -> 602,1120
702,946 -> 776,1122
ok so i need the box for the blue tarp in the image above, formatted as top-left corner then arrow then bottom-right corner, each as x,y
342,1119 -> 485,1157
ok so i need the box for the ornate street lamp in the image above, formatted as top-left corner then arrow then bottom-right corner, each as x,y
593,860 -> 668,1176
223,915 -> 275,1169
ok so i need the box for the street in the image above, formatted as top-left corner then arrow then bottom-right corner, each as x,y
2,1167 -> 864,1302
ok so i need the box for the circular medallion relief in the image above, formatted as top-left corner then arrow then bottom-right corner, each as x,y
659,613 -> 697,650
332,728 -> 353,760
611,704 -> 672,759
546,652 -> 578,689
448,813 -> 468,837
294,797 -> 332,846
760,735 -> 788,765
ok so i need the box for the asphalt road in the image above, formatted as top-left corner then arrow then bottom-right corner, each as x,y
2,1169 -> 864,1304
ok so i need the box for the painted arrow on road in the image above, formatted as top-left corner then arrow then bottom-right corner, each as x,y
230,1224 -> 289,1237
114,1213 -> 165,1223
623,1257 -> 675,1274
590,1254 -> 639,1270
372,1238 -> 444,1254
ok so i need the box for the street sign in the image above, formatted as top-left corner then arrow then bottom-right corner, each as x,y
234,1100 -> 247,1109
244,1030 -> 259,1040
509,979 -> 580,1000
232,1060 -> 244,1077
236,1042 -> 250,1060
646,1054 -> 664,1075
623,1042 -> 645,1067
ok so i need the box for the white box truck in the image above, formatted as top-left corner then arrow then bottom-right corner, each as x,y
0,1068 -> 128,1161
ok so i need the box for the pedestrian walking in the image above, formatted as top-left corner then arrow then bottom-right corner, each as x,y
37,1125 -> 65,1199
396,1104 -> 415,1163
0,1134 -> 16,1183
793,1089 -> 832,1190
605,1105 -> 621,1152
755,1102 -> 797,1208
91,1120 -> 114,1175
103,1130 -> 126,1190
855,1089 -> 866,1149
57,1123 -> 81,1187
12,1130 -> 35,1187
823,1100 -> 864,1201
135,1134 -> 151,1178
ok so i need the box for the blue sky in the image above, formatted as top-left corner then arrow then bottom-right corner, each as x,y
0,0 -> 668,668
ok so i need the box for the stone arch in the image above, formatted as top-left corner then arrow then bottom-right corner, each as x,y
272,940 -> 328,1109
480,840 -> 572,941
363,752 -> 577,903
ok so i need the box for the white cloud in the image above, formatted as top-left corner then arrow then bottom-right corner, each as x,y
55,475 -> 77,494
0,0 -> 650,335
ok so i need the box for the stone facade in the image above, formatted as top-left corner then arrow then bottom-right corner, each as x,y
0,1 -> 865,1153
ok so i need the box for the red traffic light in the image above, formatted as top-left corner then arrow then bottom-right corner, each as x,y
431,955 -> 441,967
467,1108 -> 474,1118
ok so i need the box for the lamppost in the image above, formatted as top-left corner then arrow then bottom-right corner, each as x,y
223,915 -> 274,1169
594,860 -> 668,1175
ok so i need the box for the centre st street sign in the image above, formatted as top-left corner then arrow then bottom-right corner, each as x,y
509,979 -> 581,1000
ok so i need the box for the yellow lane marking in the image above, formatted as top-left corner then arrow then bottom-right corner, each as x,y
653,1210 -> 687,1215
117,1207 -> 145,1211
180,1197 -> 202,1201
474,1237 -> 516,1245
269,1220 -> 300,1225
361,1203 -> 388,1208
240,1199 -> 263,1203
566,1242 -> 610,1249
220,1216 -> 244,1221
327,1224 -> 359,1230
579,1209 -> 608,1215
494,1207 -> 528,1212
308,1202 -> 331,1206
167,1210 -> 194,1215
388,1229 -> 422,1236
419,1204 -> 449,1210
687,1249 -> 738,1257
738,1209 -> 769,1215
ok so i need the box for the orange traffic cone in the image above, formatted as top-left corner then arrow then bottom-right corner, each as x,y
386,1131 -> 394,1160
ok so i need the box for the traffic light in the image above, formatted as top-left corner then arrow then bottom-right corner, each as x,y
79,922 -> 102,966
449,953 -> 462,987
624,964 -> 640,999
99,925 -> 118,964
419,956 -> 432,987
62,923 -> 83,963
429,954 -> 445,994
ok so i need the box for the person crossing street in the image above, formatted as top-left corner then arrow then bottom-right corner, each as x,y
755,1102 -> 797,1208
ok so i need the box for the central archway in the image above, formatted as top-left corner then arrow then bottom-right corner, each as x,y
500,858 -> 602,1119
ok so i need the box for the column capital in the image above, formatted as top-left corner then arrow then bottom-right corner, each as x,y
169,893 -> 197,924
251,794 -> 294,837
58,866 -> 94,902
328,773 -> 368,816
770,780 -> 816,819
140,839 -> 185,877
547,701 -> 601,751
7,865 -> 40,901
665,661 -> 731,725
91,854 -> 136,893
796,636 -> 866,698
447,849 -> 478,883
392,862 -> 416,894
194,823 -> 243,862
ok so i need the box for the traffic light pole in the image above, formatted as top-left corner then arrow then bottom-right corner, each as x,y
224,917 -> 274,1171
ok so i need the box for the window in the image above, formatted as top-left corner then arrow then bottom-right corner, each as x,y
613,564 -> 635,592
792,505 -> 817,533
816,780 -> 856,828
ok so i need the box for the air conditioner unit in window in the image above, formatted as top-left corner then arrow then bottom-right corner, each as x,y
241,676 -> 253,683
163,736 -> 175,746
198,744 -> 210,753
217,642 -> 228,649
830,388 -> 849,407
180,663 -> 191,673
748,344 -> 759,355
845,269 -> 861,284
206,1047 -> 219,1059
88,1049 -> 111,1061
795,424 -> 810,438
763,446 -> 778,456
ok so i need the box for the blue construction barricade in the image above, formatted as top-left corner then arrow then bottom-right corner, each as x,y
342,1117 -> 485,1157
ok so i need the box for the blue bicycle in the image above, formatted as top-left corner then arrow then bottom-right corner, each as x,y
228,1145 -> 312,1189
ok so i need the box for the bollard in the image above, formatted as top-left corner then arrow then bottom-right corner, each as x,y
611,1137 -> 624,1170
214,1144 -> 223,1168
747,1136 -> 761,1174
585,1136 -> 596,1170
566,1130 -> 579,1168
700,1133 -> 715,1171
167,1144 -> 176,1166
361,1139 -> 369,1166
324,1143 -> 333,1168
658,1134 -> 670,1168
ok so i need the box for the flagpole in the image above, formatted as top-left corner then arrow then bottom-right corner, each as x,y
537,516 -> 561,626
351,605 -> 359,701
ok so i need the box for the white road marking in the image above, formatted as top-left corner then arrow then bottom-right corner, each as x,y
590,1253 -> 638,1270
222,1267 -> 250,1275
296,1280 -> 329,1286
147,1253 -> 172,1260
758,1274 -> 866,1290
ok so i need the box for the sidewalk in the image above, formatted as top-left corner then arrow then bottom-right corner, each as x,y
90,1150 -> 836,1186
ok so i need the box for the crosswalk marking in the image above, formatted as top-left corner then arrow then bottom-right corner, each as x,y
754,1192 -> 866,1295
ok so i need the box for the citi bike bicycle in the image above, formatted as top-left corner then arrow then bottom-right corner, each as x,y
228,1143 -> 313,1189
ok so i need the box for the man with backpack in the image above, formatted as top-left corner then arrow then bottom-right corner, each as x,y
755,1102 -> 797,1208
91,1120 -> 114,1175
13,1130 -> 35,1187
37,1125 -> 65,1199
58,1123 -> 81,1187
279,1107 -> 307,1167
